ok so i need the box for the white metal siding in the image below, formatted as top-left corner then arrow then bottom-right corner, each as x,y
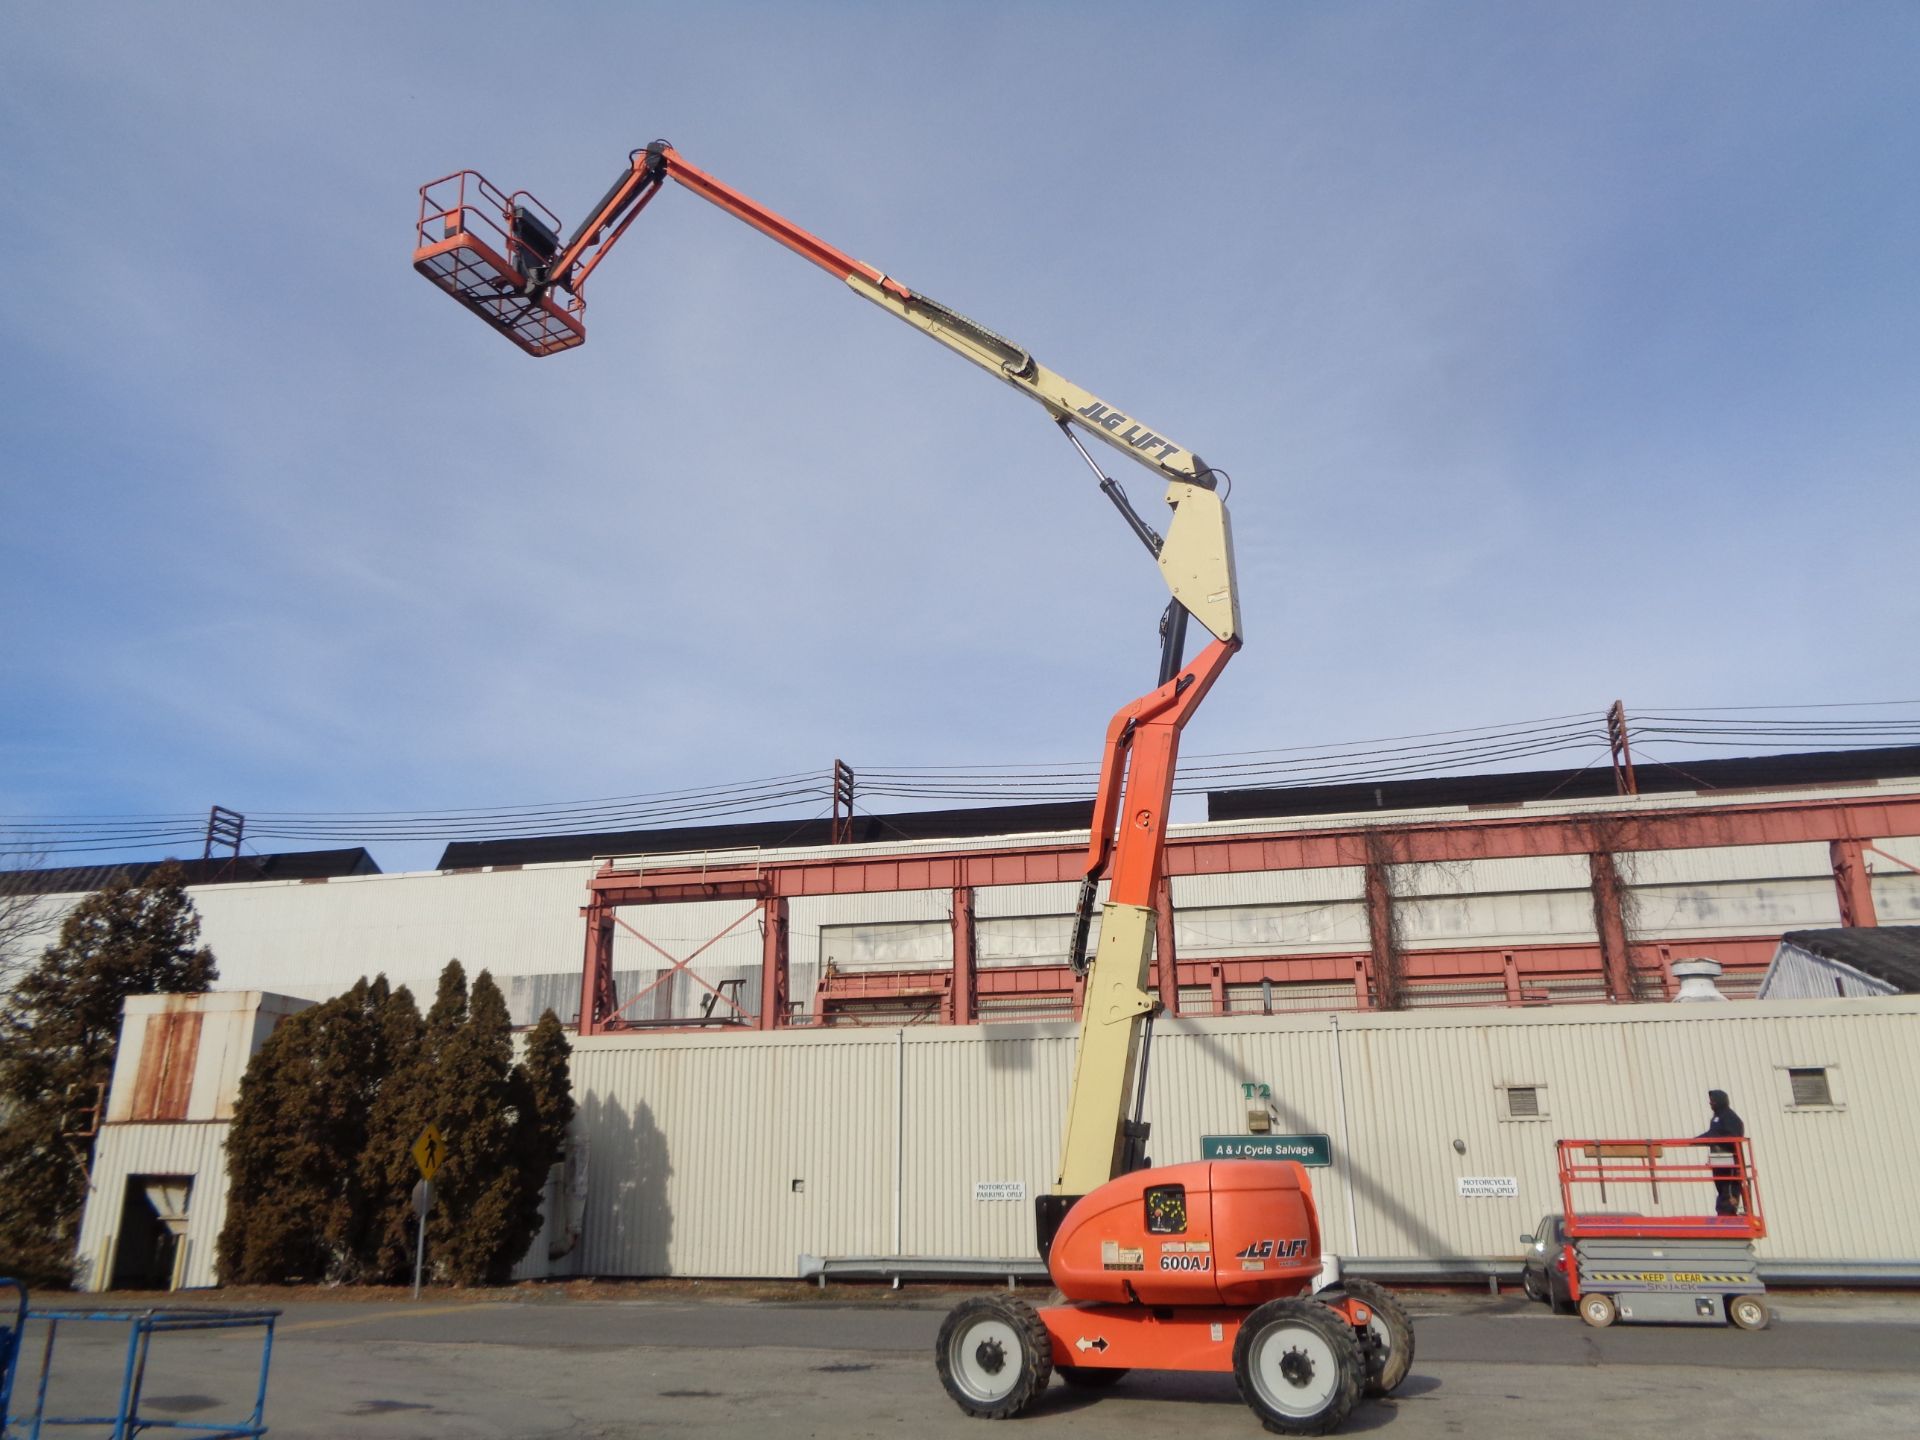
189,864 -> 597,1003
1394,855 -> 1592,897
1629,877 -> 1842,938
74,998 -> 1920,1285
1395,888 -> 1596,949
1871,872 -> 1920,921
76,1123 -> 232,1291
1173,901 -> 1370,957
568,1029 -> 896,1277
1623,842 -> 1833,886
1172,867 -> 1365,908
545,999 -> 1920,1276
1761,945 -> 1898,1001
899,1027 -> 1076,1258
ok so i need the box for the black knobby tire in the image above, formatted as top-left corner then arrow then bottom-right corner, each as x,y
1232,1297 -> 1364,1436
1057,1364 -> 1129,1389
1339,1278 -> 1415,1396
935,1296 -> 1054,1419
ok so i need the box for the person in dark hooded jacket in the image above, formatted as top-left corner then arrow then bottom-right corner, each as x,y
1697,1089 -> 1746,1216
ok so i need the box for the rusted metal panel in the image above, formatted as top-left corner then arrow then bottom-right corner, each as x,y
128,1009 -> 203,1121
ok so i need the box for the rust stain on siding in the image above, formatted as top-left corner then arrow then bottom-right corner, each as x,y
131,1010 -> 203,1120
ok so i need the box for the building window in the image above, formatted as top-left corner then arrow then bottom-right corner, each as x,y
1788,1067 -> 1834,1108
1504,1085 -> 1546,1119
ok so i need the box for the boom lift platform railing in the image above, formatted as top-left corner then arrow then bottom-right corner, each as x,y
414,172 -> 584,356
1551,1138 -> 1771,1330
0,1281 -> 280,1440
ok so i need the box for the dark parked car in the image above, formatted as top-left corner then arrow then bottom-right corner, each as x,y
1521,1213 -> 1638,1312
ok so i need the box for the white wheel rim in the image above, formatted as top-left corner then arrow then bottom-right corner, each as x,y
1367,1312 -> 1391,1353
1250,1323 -> 1340,1417
950,1317 -> 1022,1402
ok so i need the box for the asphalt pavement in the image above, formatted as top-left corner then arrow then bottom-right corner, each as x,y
7,1287 -> 1916,1439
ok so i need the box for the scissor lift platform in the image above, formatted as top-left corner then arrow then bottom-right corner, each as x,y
1555,1139 -> 1771,1331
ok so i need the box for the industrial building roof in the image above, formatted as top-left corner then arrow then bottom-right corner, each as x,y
1778,927 -> 1920,994
435,801 -> 1096,869
0,848 -> 382,897
1206,744 -> 1920,822
435,744 -> 1920,870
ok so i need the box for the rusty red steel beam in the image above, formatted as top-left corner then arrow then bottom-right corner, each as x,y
587,791 -> 1920,904
830,936 -> 1779,1008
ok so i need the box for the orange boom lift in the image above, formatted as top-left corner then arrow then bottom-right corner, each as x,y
413,141 -> 1411,1435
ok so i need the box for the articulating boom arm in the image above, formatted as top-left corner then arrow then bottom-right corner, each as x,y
542,142 -> 1237,637
413,141 -> 1245,1202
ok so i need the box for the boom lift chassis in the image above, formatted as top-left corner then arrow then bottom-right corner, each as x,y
415,139 -> 1407,1435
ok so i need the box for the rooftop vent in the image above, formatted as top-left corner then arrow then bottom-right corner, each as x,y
1671,957 -> 1730,1003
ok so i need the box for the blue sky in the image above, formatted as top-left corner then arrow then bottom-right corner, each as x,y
2,2 -> 1916,873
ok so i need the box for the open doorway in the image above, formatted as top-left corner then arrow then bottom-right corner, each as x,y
108,1176 -> 193,1291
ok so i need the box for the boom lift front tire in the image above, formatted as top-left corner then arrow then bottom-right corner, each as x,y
1728,1295 -> 1770,1331
1337,1278 -> 1415,1396
1232,1297 -> 1364,1436
935,1296 -> 1053,1418
1579,1292 -> 1618,1328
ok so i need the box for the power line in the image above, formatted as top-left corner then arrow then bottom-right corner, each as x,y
6,702 -> 1917,860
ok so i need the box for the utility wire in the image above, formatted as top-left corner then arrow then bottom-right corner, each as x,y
6,702 -> 1916,859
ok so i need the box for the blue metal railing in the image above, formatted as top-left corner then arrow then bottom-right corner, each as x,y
0,1283 -> 279,1440
0,1281 -> 25,1425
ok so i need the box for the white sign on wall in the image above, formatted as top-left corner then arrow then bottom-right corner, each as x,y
974,1181 -> 1028,1203
1457,1176 -> 1519,1199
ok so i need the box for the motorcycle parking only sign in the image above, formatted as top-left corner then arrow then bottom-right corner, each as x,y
1457,1176 -> 1519,1198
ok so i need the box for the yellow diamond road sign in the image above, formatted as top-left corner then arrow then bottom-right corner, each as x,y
412,1123 -> 446,1182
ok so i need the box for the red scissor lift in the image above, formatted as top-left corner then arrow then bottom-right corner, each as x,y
1554,1137 -> 1770,1330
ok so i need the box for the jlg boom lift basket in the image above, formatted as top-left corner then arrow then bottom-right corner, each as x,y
414,172 -> 584,356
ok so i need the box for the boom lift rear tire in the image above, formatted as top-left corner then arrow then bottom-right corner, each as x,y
1579,1292 -> 1618,1328
1336,1278 -> 1414,1396
1232,1298 -> 1364,1436
1728,1295 -> 1770,1331
935,1296 -> 1053,1418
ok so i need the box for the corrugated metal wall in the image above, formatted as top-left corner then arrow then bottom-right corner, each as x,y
551,998 -> 1920,1278
569,1029 -> 897,1277
75,1123 -> 232,1291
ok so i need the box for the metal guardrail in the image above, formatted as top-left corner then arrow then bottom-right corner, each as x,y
0,1285 -> 280,1440
796,1253 -> 1920,1289
0,1282 -> 24,1429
